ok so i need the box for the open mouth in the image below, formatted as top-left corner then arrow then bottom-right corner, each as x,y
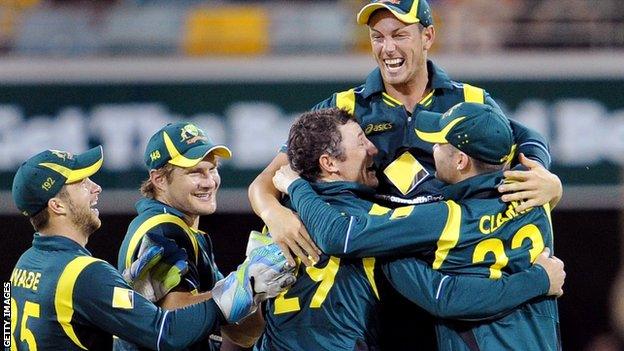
90,199 -> 99,215
194,193 -> 213,202
384,58 -> 405,71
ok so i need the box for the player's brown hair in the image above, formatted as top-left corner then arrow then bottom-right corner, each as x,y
287,108 -> 354,181
140,163 -> 176,199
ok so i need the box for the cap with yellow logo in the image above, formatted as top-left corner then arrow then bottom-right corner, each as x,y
12,146 -> 104,216
144,122 -> 232,170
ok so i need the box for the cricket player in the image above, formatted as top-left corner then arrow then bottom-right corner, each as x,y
116,122 -> 276,351
275,104 -> 563,350
9,146 -> 294,350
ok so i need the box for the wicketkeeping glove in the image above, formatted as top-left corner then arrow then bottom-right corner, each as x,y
122,233 -> 189,302
211,243 -> 296,324
245,230 -> 273,256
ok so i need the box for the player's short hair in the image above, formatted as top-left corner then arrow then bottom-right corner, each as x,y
140,163 -> 176,198
471,157 -> 508,173
28,187 -> 69,231
287,108 -> 354,181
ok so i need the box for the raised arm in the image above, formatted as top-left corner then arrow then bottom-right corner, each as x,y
248,152 -> 320,266
380,248 -> 565,320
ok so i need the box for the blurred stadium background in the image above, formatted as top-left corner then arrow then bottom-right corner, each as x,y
0,0 -> 622,349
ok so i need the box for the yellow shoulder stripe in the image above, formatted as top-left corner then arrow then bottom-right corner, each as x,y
55,256 -> 104,350
432,201 -> 462,269
125,214 -> 199,268
335,89 -> 356,115
463,84 -> 485,104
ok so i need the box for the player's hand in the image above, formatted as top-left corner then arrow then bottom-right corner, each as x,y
272,165 -> 301,194
533,247 -> 565,297
122,233 -> 189,302
499,153 -> 563,212
211,244 -> 296,324
263,206 -> 320,267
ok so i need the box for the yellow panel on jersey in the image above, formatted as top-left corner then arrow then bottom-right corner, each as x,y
390,205 -> 415,220
432,201 -> 462,269
112,287 -> 134,309
383,151 -> 429,195
335,89 -> 356,115
463,84 -> 485,103
368,203 -> 391,216
124,214 -> 199,268
55,256 -> 104,350
362,258 -> 379,299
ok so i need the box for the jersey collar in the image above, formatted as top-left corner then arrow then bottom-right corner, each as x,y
310,180 -> 376,197
32,233 -> 92,256
441,171 -> 505,202
361,60 -> 454,99
135,197 -> 187,219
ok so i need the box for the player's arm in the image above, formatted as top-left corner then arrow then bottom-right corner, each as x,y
248,151 -> 320,267
220,310 -> 264,348
380,248 -> 565,321
75,261 -> 222,351
282,177 -> 446,257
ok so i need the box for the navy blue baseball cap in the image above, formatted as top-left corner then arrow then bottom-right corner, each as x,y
357,0 -> 433,26
415,103 -> 515,165
12,146 -> 104,216
144,122 -> 232,170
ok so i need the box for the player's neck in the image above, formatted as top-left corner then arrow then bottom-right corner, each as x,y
41,220 -> 89,247
383,66 -> 430,113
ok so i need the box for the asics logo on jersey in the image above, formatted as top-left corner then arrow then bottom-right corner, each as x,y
365,122 -> 393,135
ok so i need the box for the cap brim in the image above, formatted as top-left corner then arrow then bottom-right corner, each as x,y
169,144 -> 232,168
415,111 -> 466,144
65,145 -> 104,183
357,3 -> 421,25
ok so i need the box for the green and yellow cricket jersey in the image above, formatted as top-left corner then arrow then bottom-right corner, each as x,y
256,181 -> 550,351
116,198 -> 224,351
288,172 -> 560,351
311,61 -> 551,204
9,234 -> 223,350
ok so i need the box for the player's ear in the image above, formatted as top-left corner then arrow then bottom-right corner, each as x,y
457,152 -> 470,172
48,195 -> 67,216
319,154 -> 338,175
422,25 -> 435,51
150,168 -> 169,193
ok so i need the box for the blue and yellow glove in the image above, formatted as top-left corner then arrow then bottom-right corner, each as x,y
211,243 -> 296,324
122,233 -> 190,302
245,230 -> 273,256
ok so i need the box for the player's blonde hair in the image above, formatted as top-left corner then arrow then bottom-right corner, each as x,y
139,163 -> 176,199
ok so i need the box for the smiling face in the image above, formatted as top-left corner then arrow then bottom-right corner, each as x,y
368,9 -> 434,89
333,121 -> 379,188
62,177 -> 102,235
159,154 -> 221,224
